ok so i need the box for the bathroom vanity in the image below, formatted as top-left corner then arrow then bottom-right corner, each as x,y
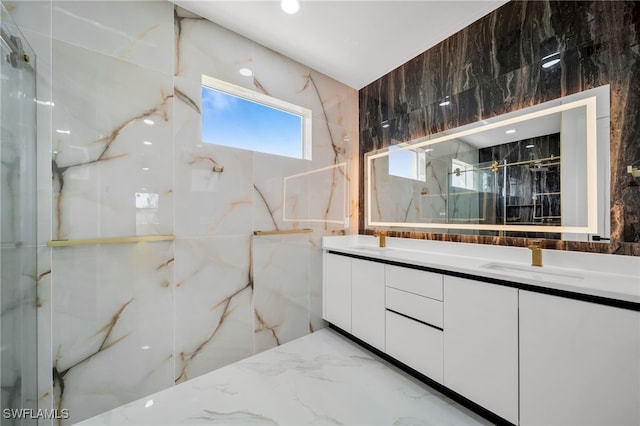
322,235 -> 640,426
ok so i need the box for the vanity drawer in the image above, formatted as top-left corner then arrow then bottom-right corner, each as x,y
386,287 -> 443,329
386,310 -> 443,384
386,265 -> 443,301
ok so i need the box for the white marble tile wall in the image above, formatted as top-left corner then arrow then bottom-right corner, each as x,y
173,236 -> 254,384
6,1 -> 358,424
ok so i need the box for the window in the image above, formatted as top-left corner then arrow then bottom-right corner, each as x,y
451,158 -> 475,190
201,75 -> 312,159
388,145 -> 426,181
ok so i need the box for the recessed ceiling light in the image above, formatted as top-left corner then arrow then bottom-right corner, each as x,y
505,129 -> 517,134
143,141 -> 152,145
142,167 -> 150,171
143,119 -> 154,125
542,58 -> 561,69
439,100 -> 451,107
55,129 -> 71,134
239,67 -> 253,77
541,52 -> 560,69
281,0 -> 301,14
526,144 -> 535,149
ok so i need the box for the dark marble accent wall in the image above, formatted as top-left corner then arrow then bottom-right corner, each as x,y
359,0 -> 640,256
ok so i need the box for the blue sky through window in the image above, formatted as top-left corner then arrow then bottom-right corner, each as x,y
201,85 -> 304,159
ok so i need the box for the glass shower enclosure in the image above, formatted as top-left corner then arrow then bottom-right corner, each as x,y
0,3 -> 38,424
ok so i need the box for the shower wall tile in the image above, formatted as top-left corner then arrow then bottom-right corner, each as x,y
307,69 -> 354,130
36,246 -> 53,426
305,161 -> 349,226
8,0 -> 359,422
252,43 -> 312,110
174,236 -> 253,384
51,242 -> 175,425
33,34 -> 54,245
252,235 -> 311,353
253,152 -> 310,233
52,40 -> 174,240
174,6 -> 254,88
3,1 -> 51,39
308,233 -> 325,333
3,2 -> 55,245
283,170 -> 311,227
311,119 -> 351,167
51,1 -> 173,76
173,77 -> 254,238
3,1 -> 52,243
0,246 -> 38,413
308,121 -> 355,228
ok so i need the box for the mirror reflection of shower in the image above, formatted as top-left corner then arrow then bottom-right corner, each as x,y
447,134 -> 561,238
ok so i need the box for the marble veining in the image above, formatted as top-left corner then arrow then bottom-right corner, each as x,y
173,236 -> 254,385
53,298 -> 133,419
7,0 -> 359,423
359,0 -> 640,255
51,38 -> 175,241
75,329 -> 490,426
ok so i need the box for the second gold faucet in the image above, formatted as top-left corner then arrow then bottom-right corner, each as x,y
528,240 -> 543,267
374,230 -> 386,248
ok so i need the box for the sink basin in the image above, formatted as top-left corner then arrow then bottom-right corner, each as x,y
350,245 -> 392,254
481,262 -> 583,282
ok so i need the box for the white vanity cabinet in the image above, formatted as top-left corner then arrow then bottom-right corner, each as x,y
323,253 -> 352,332
519,290 -> 640,426
323,236 -> 640,426
351,258 -> 385,351
443,276 -> 519,425
323,253 -> 385,351
385,265 -> 444,383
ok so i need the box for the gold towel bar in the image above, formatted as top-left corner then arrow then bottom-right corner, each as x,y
253,228 -> 313,236
48,235 -> 175,247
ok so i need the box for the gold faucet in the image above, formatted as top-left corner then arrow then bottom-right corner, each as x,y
373,230 -> 386,248
528,240 -> 542,267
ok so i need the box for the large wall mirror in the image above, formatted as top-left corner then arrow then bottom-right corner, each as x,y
365,85 -> 610,242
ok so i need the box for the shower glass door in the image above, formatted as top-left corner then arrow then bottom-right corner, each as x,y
0,3 -> 38,424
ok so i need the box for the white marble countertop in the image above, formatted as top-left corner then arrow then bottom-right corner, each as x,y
323,235 -> 640,306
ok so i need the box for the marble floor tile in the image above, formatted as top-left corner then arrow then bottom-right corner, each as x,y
76,329 -> 491,426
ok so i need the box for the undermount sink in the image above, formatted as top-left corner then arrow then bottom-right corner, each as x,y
481,262 -> 584,282
350,245 -> 392,254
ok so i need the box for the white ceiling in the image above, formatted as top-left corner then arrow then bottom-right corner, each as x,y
172,0 -> 508,89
